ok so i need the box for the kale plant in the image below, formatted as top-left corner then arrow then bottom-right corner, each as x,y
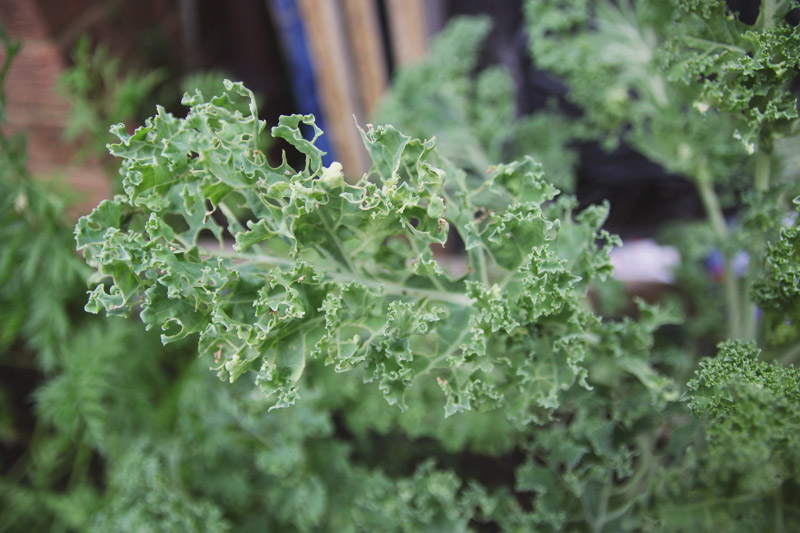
74,0 -> 800,526
2,1 -> 800,530
74,76 -> 696,530
525,0 -> 800,343
75,79 -> 630,419
522,0 -> 800,527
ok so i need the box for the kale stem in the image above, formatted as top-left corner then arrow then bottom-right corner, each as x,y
759,0 -> 776,29
418,324 -> 473,376
696,166 -> 742,338
589,476 -> 612,533
779,342 -> 800,365
743,149 -> 772,340
604,498 -> 639,525
755,149 -> 771,192
469,246 -> 488,285
218,201 -> 245,235
612,436 -> 654,496
202,248 -> 475,307
723,261 -> 743,339
682,36 -> 746,55
408,233 -> 447,292
317,208 -> 360,274
696,167 -> 727,239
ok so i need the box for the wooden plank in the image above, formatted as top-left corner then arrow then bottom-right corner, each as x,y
385,0 -> 428,68
342,0 -> 388,116
296,0 -> 369,176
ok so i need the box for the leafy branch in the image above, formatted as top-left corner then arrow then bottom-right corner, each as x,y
76,80 -> 647,420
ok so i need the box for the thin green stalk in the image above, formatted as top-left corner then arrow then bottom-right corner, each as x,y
218,202 -> 246,235
318,208 -> 360,274
743,149 -> 772,340
696,167 -> 727,238
778,342 -> 800,365
585,476 -> 612,533
202,248 -> 475,307
408,235 -> 447,292
696,166 -> 742,338
755,149 -> 772,192
469,246 -> 488,285
418,324 -> 473,376
612,436 -> 654,497
723,261 -> 743,339
604,498 -> 639,525
682,36 -> 746,55
67,438 -> 92,489
758,0 -> 776,30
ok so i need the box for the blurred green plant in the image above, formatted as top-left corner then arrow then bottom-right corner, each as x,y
58,37 -> 272,177
57,36 -> 164,161
525,0 -> 800,343
375,16 -> 582,192
524,1 -> 800,528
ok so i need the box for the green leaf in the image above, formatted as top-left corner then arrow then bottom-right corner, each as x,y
76,79 -> 637,421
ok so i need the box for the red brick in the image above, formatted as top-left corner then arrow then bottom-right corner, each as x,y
0,0 -> 48,40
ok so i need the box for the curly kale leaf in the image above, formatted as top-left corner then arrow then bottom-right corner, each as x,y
668,0 -> 800,150
75,80 -> 623,418
648,340 -> 800,530
645,339 -> 800,531
753,197 -> 800,318
688,340 -> 800,493
525,0 -> 749,183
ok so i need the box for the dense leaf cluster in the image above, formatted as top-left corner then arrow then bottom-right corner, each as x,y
74,74 -> 698,531
669,0 -> 800,150
0,80 -> 497,533
754,198 -> 800,314
688,341 -> 800,490
648,340 -> 800,530
0,29 -> 492,532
